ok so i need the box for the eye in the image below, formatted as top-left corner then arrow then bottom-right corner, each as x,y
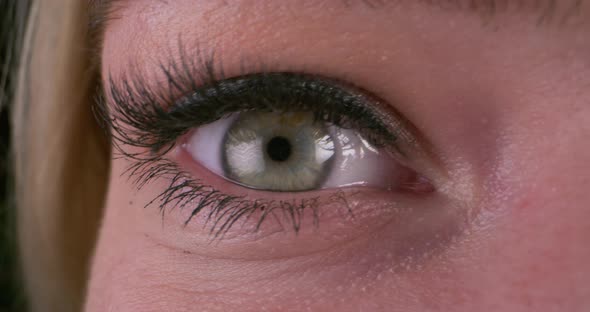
186,111 -> 416,192
107,71 -> 437,240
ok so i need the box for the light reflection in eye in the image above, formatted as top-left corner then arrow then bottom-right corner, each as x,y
185,111 -> 415,192
315,135 -> 335,166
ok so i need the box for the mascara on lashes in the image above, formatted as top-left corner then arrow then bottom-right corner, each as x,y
106,72 -> 407,158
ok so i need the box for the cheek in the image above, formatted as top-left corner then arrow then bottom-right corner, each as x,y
85,111 -> 590,312
87,54 -> 590,312
455,103 -> 590,309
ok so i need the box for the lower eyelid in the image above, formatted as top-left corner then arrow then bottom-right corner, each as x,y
146,158 -> 460,264
133,139 -> 464,265
169,146 -> 429,227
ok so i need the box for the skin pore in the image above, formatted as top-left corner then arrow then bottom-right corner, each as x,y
87,0 -> 590,311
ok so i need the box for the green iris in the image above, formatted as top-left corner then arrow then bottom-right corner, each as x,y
222,111 -> 335,191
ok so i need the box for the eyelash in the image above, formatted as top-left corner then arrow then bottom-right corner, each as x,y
96,48 -> 412,239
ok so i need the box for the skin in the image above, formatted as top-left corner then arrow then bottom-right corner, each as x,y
87,0 -> 590,311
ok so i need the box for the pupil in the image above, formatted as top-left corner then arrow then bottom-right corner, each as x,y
266,136 -> 292,162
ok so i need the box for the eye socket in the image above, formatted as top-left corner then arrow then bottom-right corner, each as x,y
185,110 -> 418,193
106,70 -> 439,239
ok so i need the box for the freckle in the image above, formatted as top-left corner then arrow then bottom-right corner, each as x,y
129,201 -> 134,205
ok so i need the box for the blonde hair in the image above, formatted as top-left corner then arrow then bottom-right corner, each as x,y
12,1 -> 108,311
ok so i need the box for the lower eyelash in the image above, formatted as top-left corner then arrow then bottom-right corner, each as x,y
127,156 -> 347,239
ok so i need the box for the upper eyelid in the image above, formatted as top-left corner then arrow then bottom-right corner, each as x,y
102,68 -> 411,157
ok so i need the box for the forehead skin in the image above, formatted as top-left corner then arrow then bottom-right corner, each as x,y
87,1 -> 590,311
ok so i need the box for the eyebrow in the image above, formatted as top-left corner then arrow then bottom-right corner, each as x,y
89,0 -> 122,39
89,0 -> 585,41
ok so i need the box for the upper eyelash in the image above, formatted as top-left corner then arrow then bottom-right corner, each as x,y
101,71 -> 405,160
97,38 -> 416,158
94,46 -> 406,238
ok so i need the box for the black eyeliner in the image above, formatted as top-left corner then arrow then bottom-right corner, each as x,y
105,71 -> 403,159
171,73 -> 398,145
